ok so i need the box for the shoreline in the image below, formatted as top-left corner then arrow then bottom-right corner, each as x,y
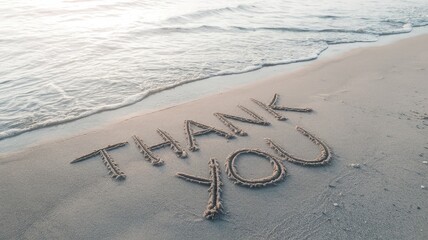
1,26 -> 428,154
1,31 -> 427,239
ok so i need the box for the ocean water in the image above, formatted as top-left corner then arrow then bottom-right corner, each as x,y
0,0 -> 427,140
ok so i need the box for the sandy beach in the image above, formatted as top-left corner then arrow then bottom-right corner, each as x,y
1,34 -> 427,239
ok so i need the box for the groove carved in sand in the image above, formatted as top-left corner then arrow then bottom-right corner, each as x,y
225,149 -> 286,187
265,126 -> 332,166
251,93 -> 313,120
132,135 -> 164,166
184,120 -> 234,151
70,142 -> 127,180
251,98 -> 287,121
154,129 -> 188,158
268,93 -> 312,112
133,129 -> 187,166
99,149 -> 126,180
176,158 -> 223,219
214,105 -> 270,136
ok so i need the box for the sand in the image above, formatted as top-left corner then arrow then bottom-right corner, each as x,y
1,34 -> 427,240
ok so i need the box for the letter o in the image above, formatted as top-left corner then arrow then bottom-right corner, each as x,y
225,149 -> 286,187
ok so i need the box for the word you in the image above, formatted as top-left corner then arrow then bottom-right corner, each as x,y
70,94 -> 332,219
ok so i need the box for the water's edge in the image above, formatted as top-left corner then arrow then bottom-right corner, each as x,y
1,26 -> 428,155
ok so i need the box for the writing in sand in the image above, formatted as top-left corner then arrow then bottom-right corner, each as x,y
70,94 -> 332,220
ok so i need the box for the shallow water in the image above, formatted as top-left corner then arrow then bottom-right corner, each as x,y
0,0 -> 427,140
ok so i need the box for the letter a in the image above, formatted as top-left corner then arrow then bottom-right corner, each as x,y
184,120 -> 234,151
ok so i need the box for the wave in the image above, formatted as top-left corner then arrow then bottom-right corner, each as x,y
134,25 -> 226,35
314,15 -> 346,20
0,48 -> 328,141
164,4 -> 256,23
235,25 -> 413,36
137,23 -> 413,37
378,23 -> 413,35
325,38 -> 378,45
413,22 -> 428,27
1,0 -> 427,142
1,23 -> 424,141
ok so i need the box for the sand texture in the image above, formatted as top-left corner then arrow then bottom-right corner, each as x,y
1,35 -> 427,239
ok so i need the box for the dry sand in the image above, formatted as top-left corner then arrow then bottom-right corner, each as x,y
1,34 -> 427,240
